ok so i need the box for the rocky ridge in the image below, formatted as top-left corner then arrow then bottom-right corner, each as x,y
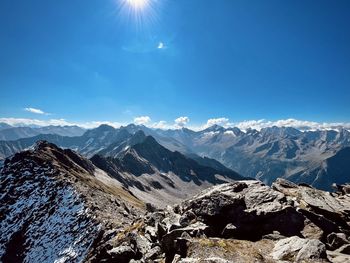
0,141 -> 144,262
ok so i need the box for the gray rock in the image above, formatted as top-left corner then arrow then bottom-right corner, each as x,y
336,244 -> 350,255
296,239 -> 327,261
271,236 -> 327,261
107,245 -> 136,259
145,225 -> 158,242
262,231 -> 286,241
161,222 -> 209,254
179,210 -> 196,227
180,181 -> 305,240
144,246 -> 162,260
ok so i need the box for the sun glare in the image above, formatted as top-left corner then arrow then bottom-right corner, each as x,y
126,0 -> 148,10
117,0 -> 159,29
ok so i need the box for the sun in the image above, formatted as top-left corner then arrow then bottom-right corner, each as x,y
117,0 -> 159,29
125,0 -> 149,10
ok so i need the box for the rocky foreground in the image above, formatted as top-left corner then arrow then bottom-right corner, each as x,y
1,142 -> 350,262
102,179 -> 350,263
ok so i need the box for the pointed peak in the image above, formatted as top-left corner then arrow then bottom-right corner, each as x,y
203,124 -> 225,132
96,124 -> 115,131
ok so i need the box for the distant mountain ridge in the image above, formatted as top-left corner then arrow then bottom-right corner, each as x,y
0,123 -> 349,190
0,123 -> 85,140
91,131 -> 244,205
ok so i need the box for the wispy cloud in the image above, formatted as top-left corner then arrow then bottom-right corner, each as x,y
0,118 -> 124,129
1,117 -> 350,131
157,42 -> 165,49
205,117 -> 231,128
134,116 -> 151,125
234,118 -> 350,131
174,116 -> 190,127
24,107 -> 49,115
151,120 -> 169,129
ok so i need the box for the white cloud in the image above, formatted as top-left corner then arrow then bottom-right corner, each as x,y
24,107 -> 49,115
134,116 -> 151,125
83,121 -> 124,129
151,120 -> 169,129
174,116 -> 190,127
157,42 -> 164,49
234,118 -> 350,132
205,117 -> 231,128
1,116 -> 350,132
224,130 -> 235,136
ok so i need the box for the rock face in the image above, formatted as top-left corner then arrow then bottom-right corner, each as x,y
91,132 -> 244,207
134,179 -> 350,262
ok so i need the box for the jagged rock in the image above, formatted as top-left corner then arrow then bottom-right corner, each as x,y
262,231 -> 286,241
327,232 -> 350,250
180,181 -> 305,240
145,211 -> 166,227
144,245 -> 162,260
332,183 -> 350,195
162,207 -> 182,231
221,223 -> 237,238
145,225 -> 158,242
107,246 -> 137,261
179,210 -> 196,227
135,234 -> 153,256
161,222 -> 209,257
271,236 -> 327,262
146,202 -> 158,212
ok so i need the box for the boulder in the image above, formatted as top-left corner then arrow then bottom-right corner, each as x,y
161,222 -> 209,256
179,181 -> 305,240
271,236 -> 327,262
107,245 -> 137,262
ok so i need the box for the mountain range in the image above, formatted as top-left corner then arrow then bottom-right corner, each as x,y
1,141 -> 349,262
0,123 -> 85,140
0,123 -> 349,190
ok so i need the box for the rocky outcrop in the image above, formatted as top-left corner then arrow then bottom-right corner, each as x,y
113,178 -> 349,262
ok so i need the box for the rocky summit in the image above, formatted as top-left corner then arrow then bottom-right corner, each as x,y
0,142 -> 349,262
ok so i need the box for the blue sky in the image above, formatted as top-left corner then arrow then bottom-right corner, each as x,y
0,0 -> 350,129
